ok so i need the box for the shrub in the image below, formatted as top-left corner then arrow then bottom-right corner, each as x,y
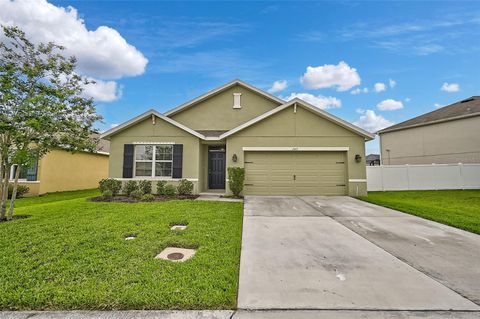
177,179 -> 194,195
156,180 -> 167,195
228,167 -> 245,197
130,189 -> 143,200
141,194 -> 155,202
98,178 -> 122,195
123,180 -> 138,196
138,180 -> 152,194
164,184 -> 177,196
102,189 -> 113,199
8,184 -> 30,199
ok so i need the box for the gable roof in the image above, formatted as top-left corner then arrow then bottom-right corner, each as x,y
378,96 -> 480,134
219,98 -> 375,140
164,79 -> 285,117
100,109 -> 206,140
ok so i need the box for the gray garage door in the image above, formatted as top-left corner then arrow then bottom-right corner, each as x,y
244,151 -> 347,195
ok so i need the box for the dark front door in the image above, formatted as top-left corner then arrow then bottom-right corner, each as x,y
208,146 -> 226,189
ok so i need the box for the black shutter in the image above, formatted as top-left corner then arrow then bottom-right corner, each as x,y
172,144 -> 183,178
123,144 -> 134,178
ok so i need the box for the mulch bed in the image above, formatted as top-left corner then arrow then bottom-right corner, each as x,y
90,195 -> 199,203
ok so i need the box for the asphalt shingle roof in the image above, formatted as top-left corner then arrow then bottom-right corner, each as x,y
378,96 -> 480,133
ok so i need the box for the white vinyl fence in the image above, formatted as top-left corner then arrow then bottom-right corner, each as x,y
367,164 -> 480,191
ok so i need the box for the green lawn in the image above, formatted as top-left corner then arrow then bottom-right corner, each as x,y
358,190 -> 480,234
0,191 -> 243,310
15,189 -> 100,208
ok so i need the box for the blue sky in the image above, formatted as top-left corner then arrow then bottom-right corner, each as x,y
2,1 -> 480,153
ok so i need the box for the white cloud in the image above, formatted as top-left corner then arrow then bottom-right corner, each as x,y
389,79 -> 396,88
110,123 -> 119,128
0,0 -> 148,79
405,97 -> 411,102
354,109 -> 394,133
377,99 -> 404,111
300,61 -> 361,91
82,78 -> 122,102
285,93 -> 341,110
374,82 -> 386,92
441,82 -> 460,92
268,80 -> 288,93
434,103 -> 443,108
351,87 -> 369,95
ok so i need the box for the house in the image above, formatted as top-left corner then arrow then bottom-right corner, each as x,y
366,154 -> 380,166
16,137 -> 109,196
101,80 -> 374,196
378,96 -> 480,165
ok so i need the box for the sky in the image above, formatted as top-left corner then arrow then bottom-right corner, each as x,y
1,0 -> 479,154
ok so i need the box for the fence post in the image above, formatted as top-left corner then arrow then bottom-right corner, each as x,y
459,163 -> 464,190
406,164 -> 410,190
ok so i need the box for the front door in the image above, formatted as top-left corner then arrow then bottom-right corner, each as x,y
208,146 -> 226,189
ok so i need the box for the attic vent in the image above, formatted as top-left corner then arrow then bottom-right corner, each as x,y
233,93 -> 242,109
460,98 -> 474,103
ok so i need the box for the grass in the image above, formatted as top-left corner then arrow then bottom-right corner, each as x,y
15,188 -> 100,208
358,190 -> 480,234
0,190 -> 243,310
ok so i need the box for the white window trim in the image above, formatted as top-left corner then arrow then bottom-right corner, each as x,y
133,145 -> 174,178
233,92 -> 242,109
9,165 -> 28,182
133,141 -> 176,145
242,146 -> 349,152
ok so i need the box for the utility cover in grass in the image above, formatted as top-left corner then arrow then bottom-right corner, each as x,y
171,225 -> 187,230
155,247 -> 196,262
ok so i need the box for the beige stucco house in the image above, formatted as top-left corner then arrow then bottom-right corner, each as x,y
101,80 -> 374,196
17,138 -> 109,196
378,96 -> 480,165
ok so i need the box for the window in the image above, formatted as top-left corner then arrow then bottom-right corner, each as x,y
233,93 -> 242,109
135,145 -> 173,177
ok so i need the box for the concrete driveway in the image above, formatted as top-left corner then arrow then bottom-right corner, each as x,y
238,196 -> 480,311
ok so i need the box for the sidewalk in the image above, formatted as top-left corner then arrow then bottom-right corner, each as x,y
2,310 -> 480,319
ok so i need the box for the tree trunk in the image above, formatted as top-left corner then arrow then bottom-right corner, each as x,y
7,164 -> 21,220
0,154 -> 4,204
0,161 -> 10,221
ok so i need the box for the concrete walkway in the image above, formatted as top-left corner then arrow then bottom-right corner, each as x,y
2,310 -> 480,319
238,196 -> 480,311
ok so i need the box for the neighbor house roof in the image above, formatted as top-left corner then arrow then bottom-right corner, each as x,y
100,109 -> 206,140
218,98 -> 375,140
378,96 -> 480,134
163,79 -> 285,117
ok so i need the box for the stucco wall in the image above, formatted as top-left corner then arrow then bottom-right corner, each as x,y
108,116 -> 201,182
35,149 -> 109,194
380,116 -> 480,165
170,84 -> 281,130
225,106 -> 368,196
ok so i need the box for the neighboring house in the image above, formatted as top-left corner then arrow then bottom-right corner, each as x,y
16,137 -> 109,196
366,154 -> 380,166
378,96 -> 480,165
101,80 -> 374,196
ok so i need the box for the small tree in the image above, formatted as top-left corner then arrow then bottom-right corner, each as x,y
227,167 -> 245,197
0,26 -> 101,220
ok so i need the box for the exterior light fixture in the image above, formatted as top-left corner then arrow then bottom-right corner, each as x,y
232,154 -> 238,162
355,154 -> 362,163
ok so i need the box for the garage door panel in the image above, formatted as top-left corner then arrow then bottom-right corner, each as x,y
244,151 -> 346,196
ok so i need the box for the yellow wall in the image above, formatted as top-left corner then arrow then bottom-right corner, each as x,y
18,181 -> 41,197
35,149 -> 109,194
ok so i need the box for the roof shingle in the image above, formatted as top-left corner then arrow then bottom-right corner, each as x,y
378,96 -> 480,133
